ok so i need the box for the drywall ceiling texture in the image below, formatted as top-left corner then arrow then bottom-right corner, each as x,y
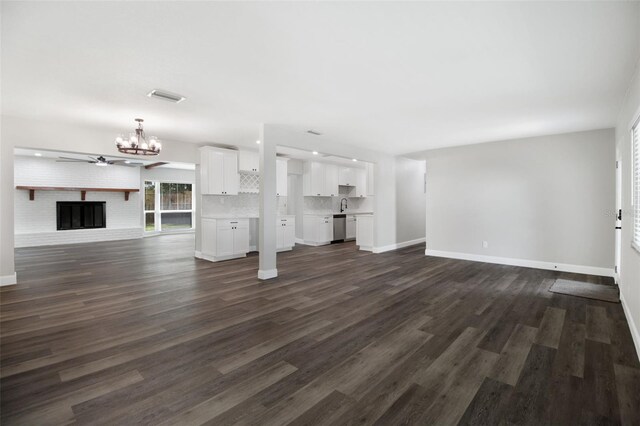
422,129 -> 615,271
2,1 -> 640,154
615,58 -> 640,356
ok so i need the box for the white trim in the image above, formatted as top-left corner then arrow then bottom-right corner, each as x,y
620,290 -> 640,363
258,269 -> 278,280
194,251 -> 246,262
301,240 -> 331,247
295,238 -> 305,245
372,237 -> 426,254
424,249 -> 615,277
0,273 -> 17,286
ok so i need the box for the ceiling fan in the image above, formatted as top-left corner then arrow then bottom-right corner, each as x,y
56,155 -> 142,167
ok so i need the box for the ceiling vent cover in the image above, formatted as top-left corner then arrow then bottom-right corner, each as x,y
147,89 -> 186,103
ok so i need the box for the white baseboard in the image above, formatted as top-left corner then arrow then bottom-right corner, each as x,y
424,249 -> 615,277
258,269 -> 278,280
194,250 -> 202,259
373,237 -> 426,254
620,290 -> 640,363
0,273 -> 17,286
295,238 -> 305,245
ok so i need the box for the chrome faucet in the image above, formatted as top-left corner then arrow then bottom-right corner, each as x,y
340,198 -> 348,212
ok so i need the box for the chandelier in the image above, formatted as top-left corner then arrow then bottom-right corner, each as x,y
115,118 -> 161,155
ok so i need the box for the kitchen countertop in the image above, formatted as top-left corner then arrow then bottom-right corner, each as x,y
202,214 -> 295,219
304,211 -> 373,216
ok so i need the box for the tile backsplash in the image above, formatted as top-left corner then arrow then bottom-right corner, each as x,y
304,196 -> 373,214
202,193 -> 288,217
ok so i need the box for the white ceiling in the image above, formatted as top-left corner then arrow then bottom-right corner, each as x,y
3,2 -> 639,155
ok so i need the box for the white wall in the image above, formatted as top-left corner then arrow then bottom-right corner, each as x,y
14,156 -> 142,247
421,129 -> 615,275
615,58 -> 640,357
395,156 -> 426,245
141,167 -> 195,184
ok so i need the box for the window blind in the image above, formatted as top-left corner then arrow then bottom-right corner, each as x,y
634,120 -> 640,248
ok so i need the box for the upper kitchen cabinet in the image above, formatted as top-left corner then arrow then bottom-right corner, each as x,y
366,162 -> 375,196
303,161 -> 340,197
325,164 -> 339,197
200,147 -> 239,195
354,169 -> 367,198
276,158 -> 288,197
238,150 -> 259,173
303,161 -> 326,196
338,167 -> 355,186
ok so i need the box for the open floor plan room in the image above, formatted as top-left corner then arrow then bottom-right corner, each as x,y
2,1 -> 640,425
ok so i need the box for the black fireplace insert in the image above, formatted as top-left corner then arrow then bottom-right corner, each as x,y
57,201 -> 106,230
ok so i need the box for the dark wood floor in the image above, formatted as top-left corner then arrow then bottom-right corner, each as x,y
1,234 -> 639,425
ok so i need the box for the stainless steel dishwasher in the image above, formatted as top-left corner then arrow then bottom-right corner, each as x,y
332,214 -> 346,243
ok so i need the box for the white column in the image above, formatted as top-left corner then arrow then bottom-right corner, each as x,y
0,139 -> 17,286
258,124 -> 278,279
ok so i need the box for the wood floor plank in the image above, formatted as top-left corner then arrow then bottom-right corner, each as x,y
1,234 -> 637,425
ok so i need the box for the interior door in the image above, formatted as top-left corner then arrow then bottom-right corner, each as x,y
615,158 -> 622,281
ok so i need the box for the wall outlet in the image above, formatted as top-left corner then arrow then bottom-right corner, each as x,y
482,241 -> 489,248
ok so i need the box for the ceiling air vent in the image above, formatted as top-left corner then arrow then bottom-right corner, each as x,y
147,89 -> 186,104
307,130 -> 322,136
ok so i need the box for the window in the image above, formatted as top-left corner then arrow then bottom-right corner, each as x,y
144,181 -> 194,232
633,120 -> 640,250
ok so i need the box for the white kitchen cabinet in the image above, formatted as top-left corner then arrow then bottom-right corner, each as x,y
238,150 -> 259,173
339,167 -> 356,187
276,216 -> 296,251
303,214 -> 333,245
303,161 -> 325,196
303,161 -> 340,197
200,147 -> 239,195
354,169 -> 367,198
356,214 -> 374,251
366,162 -> 375,196
276,158 -> 288,197
346,215 -> 357,240
199,218 -> 249,261
325,164 -> 339,197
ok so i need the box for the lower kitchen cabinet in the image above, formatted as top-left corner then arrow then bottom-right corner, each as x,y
303,214 -> 333,246
200,218 -> 250,262
346,214 -> 357,240
277,217 -> 296,251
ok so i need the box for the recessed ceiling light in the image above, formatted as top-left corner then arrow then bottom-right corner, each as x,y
352,158 -> 358,162
312,151 -> 318,155
256,140 -> 261,144
147,89 -> 186,103
124,160 -> 131,164
34,153 -> 42,157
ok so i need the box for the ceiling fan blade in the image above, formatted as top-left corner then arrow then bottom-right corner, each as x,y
56,160 -> 88,163
113,163 -> 136,167
58,157 -> 89,162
